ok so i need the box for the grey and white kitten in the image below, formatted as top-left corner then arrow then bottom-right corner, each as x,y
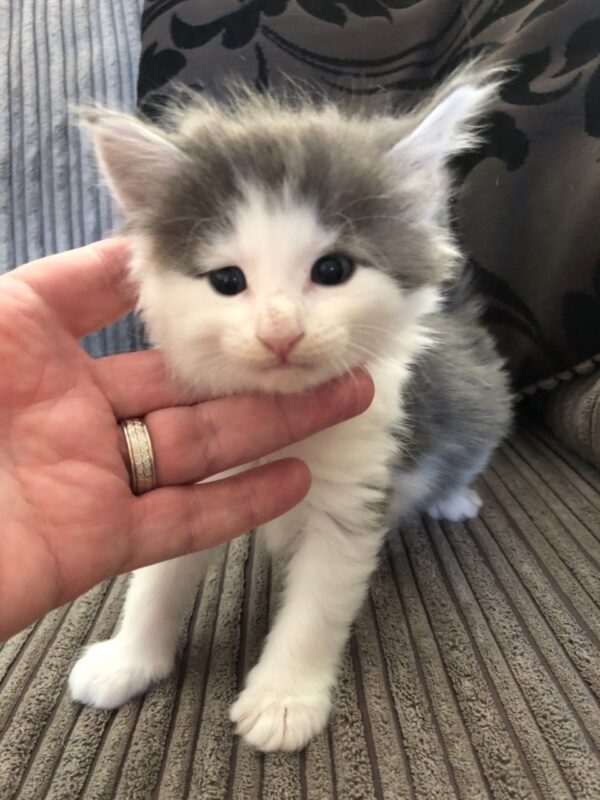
69,65 -> 512,752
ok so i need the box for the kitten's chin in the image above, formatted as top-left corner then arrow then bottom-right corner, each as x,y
249,365 -> 338,395
212,361 -> 349,395
257,370 -> 333,394
167,353 -> 358,397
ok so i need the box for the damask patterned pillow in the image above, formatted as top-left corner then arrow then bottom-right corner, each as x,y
138,0 -> 600,390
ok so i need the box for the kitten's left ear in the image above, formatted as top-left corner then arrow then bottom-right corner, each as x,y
79,109 -> 187,215
387,64 -> 506,223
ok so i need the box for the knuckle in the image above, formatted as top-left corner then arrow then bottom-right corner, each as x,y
182,489 -> 208,549
192,405 -> 223,477
235,473 -> 263,530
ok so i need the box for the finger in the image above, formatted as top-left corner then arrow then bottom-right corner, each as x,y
125,459 -> 310,570
142,369 -> 374,486
94,349 -> 195,418
13,238 -> 135,336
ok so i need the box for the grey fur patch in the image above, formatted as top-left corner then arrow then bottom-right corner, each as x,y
362,482 -> 396,529
396,296 -> 513,509
109,73 -> 500,289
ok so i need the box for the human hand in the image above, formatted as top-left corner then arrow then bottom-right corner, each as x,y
0,239 -> 373,639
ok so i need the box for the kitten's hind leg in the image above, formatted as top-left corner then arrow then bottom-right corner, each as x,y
427,487 -> 482,521
69,548 -> 219,709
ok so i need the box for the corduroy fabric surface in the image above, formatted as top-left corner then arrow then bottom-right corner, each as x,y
533,372 -> 600,470
1,417 -> 600,800
0,0 -> 144,357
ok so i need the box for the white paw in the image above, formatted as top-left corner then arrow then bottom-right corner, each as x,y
428,488 -> 482,522
68,637 -> 174,709
230,680 -> 331,752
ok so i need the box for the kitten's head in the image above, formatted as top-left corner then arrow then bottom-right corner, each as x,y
85,64 -> 502,395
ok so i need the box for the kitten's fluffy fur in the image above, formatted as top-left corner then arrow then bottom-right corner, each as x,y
69,65 -> 512,751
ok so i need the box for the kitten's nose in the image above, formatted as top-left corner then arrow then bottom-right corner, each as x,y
258,332 -> 304,361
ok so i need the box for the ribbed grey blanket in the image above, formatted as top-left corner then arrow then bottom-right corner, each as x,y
0,0 -> 144,356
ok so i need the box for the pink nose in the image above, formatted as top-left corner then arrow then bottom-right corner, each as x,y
258,332 -> 304,361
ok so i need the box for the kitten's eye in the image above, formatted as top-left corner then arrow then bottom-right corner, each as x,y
311,254 -> 354,286
208,266 -> 247,296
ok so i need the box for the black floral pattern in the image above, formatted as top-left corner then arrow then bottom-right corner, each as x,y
452,111 -> 530,183
138,42 -> 186,99
139,0 -> 600,389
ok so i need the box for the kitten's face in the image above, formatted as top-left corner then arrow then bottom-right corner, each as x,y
88,68 -> 500,394
133,180 -> 438,395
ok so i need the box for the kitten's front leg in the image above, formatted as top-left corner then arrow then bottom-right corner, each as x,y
69,549 -> 218,708
230,509 -> 384,752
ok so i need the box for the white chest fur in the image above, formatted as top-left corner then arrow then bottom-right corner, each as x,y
260,357 -> 407,553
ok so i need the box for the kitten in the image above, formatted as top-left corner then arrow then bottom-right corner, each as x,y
69,64 -> 512,752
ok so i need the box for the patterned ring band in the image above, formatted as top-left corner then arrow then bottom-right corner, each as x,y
120,419 -> 157,495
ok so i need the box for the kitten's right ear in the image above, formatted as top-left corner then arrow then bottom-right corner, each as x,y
79,109 -> 187,214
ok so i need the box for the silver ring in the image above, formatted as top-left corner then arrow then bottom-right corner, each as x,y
120,419 -> 157,495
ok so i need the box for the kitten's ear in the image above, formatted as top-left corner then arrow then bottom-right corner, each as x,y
387,64 -> 505,223
79,109 -> 186,214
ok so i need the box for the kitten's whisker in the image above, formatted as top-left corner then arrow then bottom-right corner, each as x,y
194,352 -> 228,385
350,323 -> 396,334
345,215 -> 402,224
346,343 -> 386,365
